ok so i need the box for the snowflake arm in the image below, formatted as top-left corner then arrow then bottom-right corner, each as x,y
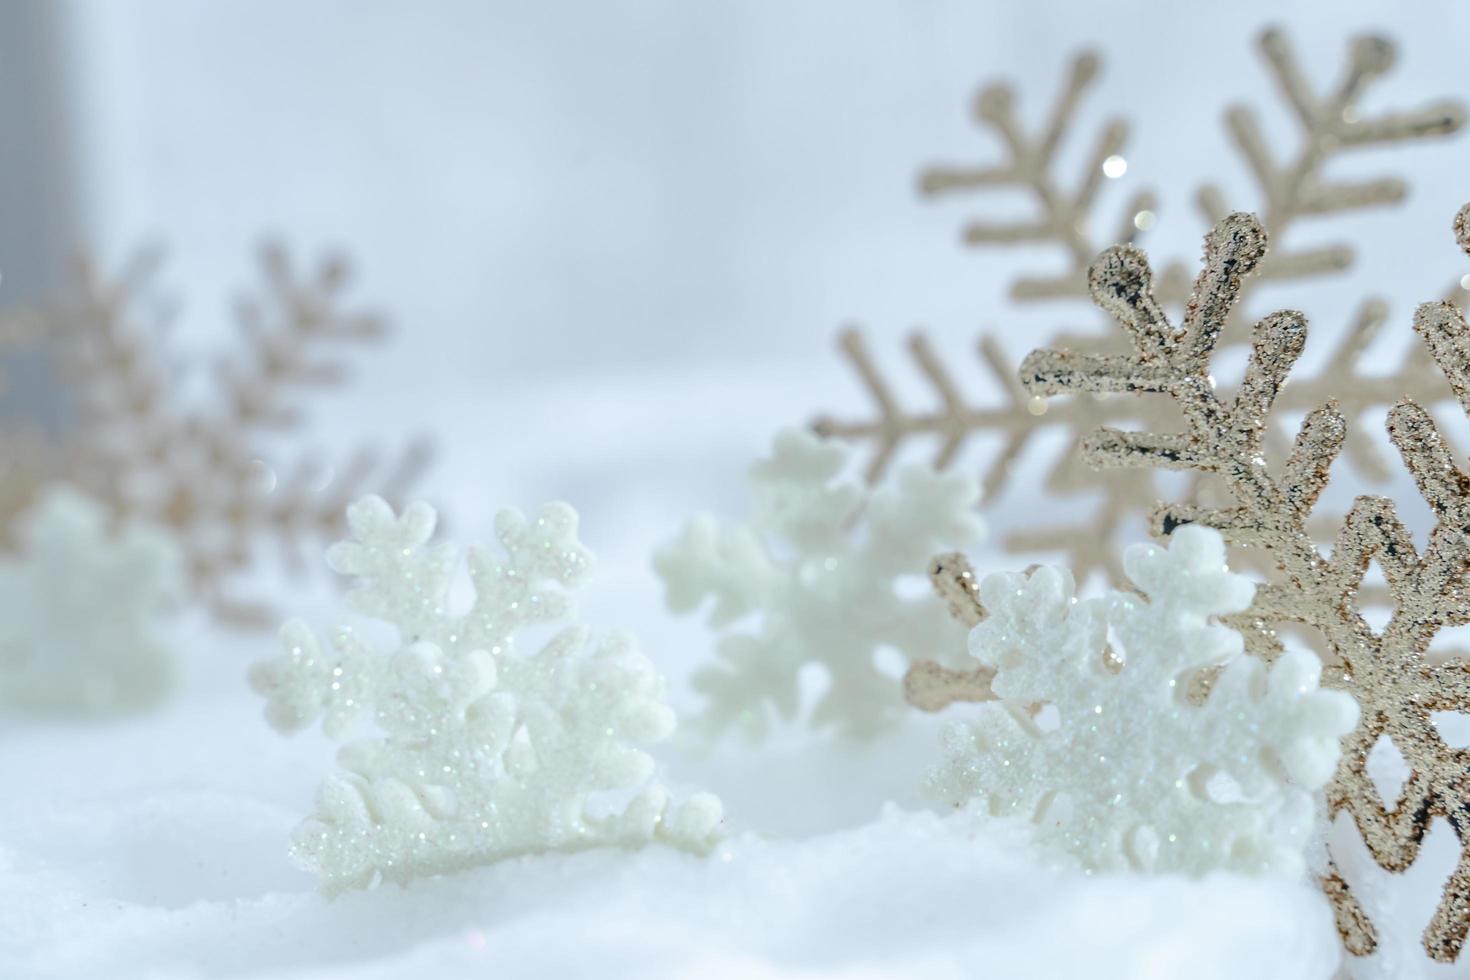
865,464 -> 989,575
917,50 -> 1153,302
463,502 -> 594,643
928,525 -> 1358,877
652,517 -> 774,628
325,496 -> 457,640
253,496 -> 597,739
249,620 -> 384,737
689,634 -> 799,741
748,429 -> 863,552
658,429 -> 983,740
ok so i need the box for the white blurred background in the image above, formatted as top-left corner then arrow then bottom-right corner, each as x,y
2,0 -> 1470,639
5,0 -> 1470,542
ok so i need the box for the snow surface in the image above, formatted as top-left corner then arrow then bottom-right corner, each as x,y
0,636 -> 1342,980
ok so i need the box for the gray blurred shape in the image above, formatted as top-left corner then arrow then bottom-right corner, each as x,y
0,0 -> 77,426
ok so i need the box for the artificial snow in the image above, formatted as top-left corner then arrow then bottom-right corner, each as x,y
0,615 -> 1342,980
0,787 -> 1338,978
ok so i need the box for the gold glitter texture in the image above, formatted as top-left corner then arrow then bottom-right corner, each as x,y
815,30 -> 1465,585
901,551 -> 996,712
1019,207 -> 1470,962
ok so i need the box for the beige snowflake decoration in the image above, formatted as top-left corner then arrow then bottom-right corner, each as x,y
917,48 -> 1157,302
816,29 -> 1465,584
0,246 -> 429,627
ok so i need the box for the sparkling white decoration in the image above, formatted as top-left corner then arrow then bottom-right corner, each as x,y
927,525 -> 1358,877
250,496 -> 722,893
656,428 -> 984,740
0,485 -> 181,714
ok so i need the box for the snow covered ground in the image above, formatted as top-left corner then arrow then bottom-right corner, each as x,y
0,625 -> 1343,980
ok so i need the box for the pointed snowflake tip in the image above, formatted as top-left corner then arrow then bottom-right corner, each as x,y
0,485 -> 181,714
252,495 -> 718,892
931,524 -> 1358,878
657,427 -> 984,741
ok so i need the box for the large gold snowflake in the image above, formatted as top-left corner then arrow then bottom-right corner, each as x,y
1018,206 -> 1470,962
816,29 -> 1466,584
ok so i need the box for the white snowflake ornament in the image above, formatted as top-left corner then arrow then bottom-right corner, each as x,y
656,428 -> 984,740
0,485 -> 181,714
928,525 -> 1358,877
250,495 -> 722,893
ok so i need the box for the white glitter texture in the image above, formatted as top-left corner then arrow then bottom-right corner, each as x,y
250,495 -> 722,893
656,428 -> 984,740
928,525 -> 1358,878
0,485 -> 181,714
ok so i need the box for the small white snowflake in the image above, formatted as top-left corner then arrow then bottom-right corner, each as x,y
250,495 -> 722,893
0,486 -> 181,714
656,429 -> 984,740
927,525 -> 1358,877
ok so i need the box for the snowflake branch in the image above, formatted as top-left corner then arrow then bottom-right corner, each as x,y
46,247 -> 431,628
903,551 -> 996,712
919,51 -> 1156,301
1211,30 -> 1463,291
815,328 -> 1163,494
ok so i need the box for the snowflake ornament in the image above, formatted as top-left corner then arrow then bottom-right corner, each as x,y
0,486 -> 181,714
820,31 -> 1466,588
250,495 -> 722,893
656,428 -> 984,740
928,525 -> 1358,878
0,246 -> 430,628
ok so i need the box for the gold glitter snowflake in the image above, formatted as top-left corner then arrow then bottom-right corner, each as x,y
1017,206 -> 1470,963
817,29 -> 1465,584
